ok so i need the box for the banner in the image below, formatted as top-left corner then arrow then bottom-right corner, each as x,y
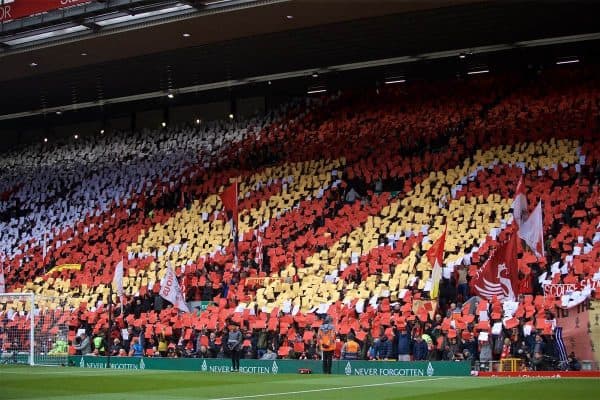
159,267 -> 189,312
589,301 -> 600,365
245,277 -> 284,287
543,281 -> 597,309
557,308 -> 594,361
0,0 -> 91,23
70,356 -> 471,376
543,283 -> 579,298
46,264 -> 81,274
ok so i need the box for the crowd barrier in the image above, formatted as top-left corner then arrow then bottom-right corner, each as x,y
69,356 -> 471,376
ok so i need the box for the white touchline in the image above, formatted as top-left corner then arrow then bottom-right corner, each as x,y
0,369 -> 171,375
207,377 -> 452,400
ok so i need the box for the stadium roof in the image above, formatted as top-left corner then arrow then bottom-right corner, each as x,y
1,0 -> 599,124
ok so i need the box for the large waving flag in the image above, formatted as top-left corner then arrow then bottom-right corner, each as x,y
512,175 -> 528,227
426,227 -> 446,299
220,181 -> 239,268
519,201 -> 545,258
113,259 -> 124,299
160,266 -> 190,312
472,232 -> 520,301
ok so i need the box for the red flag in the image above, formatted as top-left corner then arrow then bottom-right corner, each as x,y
220,182 -> 239,223
472,232 -> 520,301
519,201 -> 545,258
426,227 -> 446,299
512,175 -> 528,227
220,181 -> 239,268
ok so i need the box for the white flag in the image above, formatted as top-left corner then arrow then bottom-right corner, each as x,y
113,259 -> 124,298
519,201 -> 545,258
512,175 -> 528,227
0,268 -> 5,294
159,267 -> 190,312
42,232 -> 47,261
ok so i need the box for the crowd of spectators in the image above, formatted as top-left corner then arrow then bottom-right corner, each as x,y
2,65 -> 599,373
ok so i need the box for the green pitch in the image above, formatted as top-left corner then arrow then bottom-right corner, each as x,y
1,366 -> 598,400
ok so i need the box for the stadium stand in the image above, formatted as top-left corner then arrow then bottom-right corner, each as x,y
1,65 -> 599,371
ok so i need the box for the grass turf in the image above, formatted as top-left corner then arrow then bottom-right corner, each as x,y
1,365 -> 599,400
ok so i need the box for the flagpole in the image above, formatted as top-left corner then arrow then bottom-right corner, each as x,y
120,257 -> 124,315
107,284 -> 113,369
540,199 -> 545,259
258,217 -> 263,274
42,230 -> 47,274
234,179 -> 239,271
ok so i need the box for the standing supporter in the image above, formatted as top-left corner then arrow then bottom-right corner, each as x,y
73,331 -> 91,355
157,331 -> 168,357
531,334 -> 545,356
129,337 -> 144,357
395,325 -> 412,361
92,332 -> 107,356
227,323 -> 242,372
305,338 -> 319,360
479,337 -> 493,368
255,328 -> 269,359
109,338 -> 123,356
373,333 -> 393,360
317,316 -> 336,374
460,332 -> 478,360
500,338 -> 512,360
456,265 -> 469,301
122,326 -> 135,353
412,335 -> 428,361
341,333 -> 361,360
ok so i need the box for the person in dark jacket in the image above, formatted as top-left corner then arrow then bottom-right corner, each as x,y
395,326 -> 412,361
256,329 -> 269,359
109,338 -> 124,357
373,334 -> 393,360
227,324 -> 242,371
413,335 -> 428,360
